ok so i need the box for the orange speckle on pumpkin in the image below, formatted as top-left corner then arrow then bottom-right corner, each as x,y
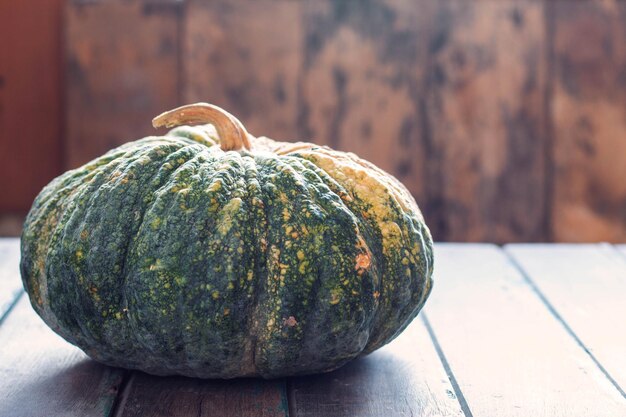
284,316 -> 297,327
355,253 -> 371,271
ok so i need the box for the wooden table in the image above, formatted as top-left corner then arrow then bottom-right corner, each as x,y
1,238 -> 625,417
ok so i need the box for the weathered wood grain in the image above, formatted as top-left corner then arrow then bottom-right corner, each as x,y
423,2 -> 548,242
299,0 -> 433,203
0,297 -> 126,417
288,317 -> 464,417
0,0 -> 63,212
184,0 -> 302,141
0,239 -> 23,322
425,244 -> 626,416
3,241 -> 626,414
117,373 -> 288,417
65,0 -> 182,168
6,0 -> 626,243
550,1 -> 626,242
506,244 -> 626,395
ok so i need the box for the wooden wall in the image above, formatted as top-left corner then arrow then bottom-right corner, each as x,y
1,0 -> 625,243
0,1 -> 64,213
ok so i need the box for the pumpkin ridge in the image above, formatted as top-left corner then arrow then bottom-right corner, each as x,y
21,174 -> 86,320
289,156 -> 385,353
60,142 -> 193,363
290,149 -> 432,352
116,143 -> 207,366
272,158 -> 331,370
393,219 -> 434,333
239,154 -> 267,376
284,155 -> 381,349
20,147 -> 132,315
41,149 -> 139,348
252,155 -> 376,376
123,147 -> 249,375
254,155 -> 320,376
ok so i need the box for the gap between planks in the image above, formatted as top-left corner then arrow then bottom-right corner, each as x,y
424,243 -> 626,417
505,243 -> 626,399
3,239 -> 626,416
0,297 -> 126,417
422,314 -> 474,417
286,316 -> 464,417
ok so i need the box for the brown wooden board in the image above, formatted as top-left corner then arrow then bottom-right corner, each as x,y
0,239 -> 23,321
288,317 -> 464,417
299,0 -> 433,205
116,372 -> 288,417
422,2 -> 548,242
0,297 -> 126,417
65,0 -> 182,168
184,0 -> 302,141
506,244 -> 626,396
0,0 -> 63,212
424,244 -> 626,416
299,1 -> 548,242
56,0 -> 626,243
550,1 -> 626,242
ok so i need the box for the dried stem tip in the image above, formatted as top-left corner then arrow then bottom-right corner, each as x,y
152,102 -> 251,151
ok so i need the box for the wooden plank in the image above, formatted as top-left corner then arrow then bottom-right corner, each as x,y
506,244 -> 626,394
299,0 -> 433,204
424,244 -> 626,416
185,0 -> 550,242
550,1 -> 626,242
288,318 -> 464,417
300,1 -> 548,242
0,238 -> 23,322
422,2 -> 548,242
0,296 -> 126,417
0,0 -> 63,212
65,0 -> 182,168
117,373 -> 288,417
184,0 -> 302,141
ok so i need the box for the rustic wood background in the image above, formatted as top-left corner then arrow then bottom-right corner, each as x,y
1,0 -> 625,243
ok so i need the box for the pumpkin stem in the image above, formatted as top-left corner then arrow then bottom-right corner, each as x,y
152,103 -> 251,151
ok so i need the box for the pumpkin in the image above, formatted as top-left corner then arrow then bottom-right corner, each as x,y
20,103 -> 434,378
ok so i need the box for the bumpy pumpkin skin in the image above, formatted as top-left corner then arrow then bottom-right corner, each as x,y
21,118 -> 433,379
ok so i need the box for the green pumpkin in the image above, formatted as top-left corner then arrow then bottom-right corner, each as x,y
20,103 -> 433,378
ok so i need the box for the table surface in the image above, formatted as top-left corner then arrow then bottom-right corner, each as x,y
1,238 -> 625,417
